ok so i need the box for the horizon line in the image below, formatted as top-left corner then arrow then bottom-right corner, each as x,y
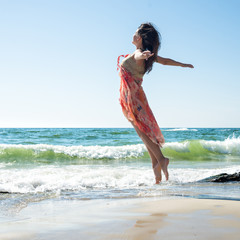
0,127 -> 239,129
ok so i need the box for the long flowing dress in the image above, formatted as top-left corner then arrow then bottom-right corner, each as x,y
117,54 -> 165,148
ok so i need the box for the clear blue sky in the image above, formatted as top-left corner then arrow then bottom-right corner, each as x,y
0,0 -> 239,128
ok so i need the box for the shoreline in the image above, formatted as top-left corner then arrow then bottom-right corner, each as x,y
0,196 -> 240,240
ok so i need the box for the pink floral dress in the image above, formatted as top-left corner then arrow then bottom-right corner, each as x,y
117,54 -> 165,148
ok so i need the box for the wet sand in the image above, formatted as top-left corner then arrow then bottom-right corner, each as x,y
0,197 -> 240,240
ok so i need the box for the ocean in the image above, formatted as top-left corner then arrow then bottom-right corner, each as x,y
0,128 -> 240,214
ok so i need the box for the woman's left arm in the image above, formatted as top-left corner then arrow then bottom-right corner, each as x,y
156,56 -> 194,68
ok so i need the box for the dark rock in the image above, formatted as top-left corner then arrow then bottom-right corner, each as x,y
0,191 -> 9,194
201,172 -> 240,182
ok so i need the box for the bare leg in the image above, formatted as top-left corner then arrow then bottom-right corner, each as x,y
147,146 -> 162,183
131,122 -> 169,181
131,121 -> 162,182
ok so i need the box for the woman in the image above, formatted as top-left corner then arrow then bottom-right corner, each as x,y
117,23 -> 194,184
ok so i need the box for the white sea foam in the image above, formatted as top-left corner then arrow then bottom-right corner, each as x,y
171,166 -> 240,183
0,164 -> 239,194
0,163 -> 6,169
164,141 -> 190,152
165,136 -> 240,155
164,128 -> 198,132
0,144 -> 146,159
200,136 -> 240,155
0,165 -> 152,194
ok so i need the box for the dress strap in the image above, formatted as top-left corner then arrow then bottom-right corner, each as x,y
117,54 -> 129,71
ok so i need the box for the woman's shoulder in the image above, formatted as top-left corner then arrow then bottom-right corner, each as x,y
131,50 -> 145,67
124,50 -> 142,59
131,49 -> 142,58
121,51 -> 144,69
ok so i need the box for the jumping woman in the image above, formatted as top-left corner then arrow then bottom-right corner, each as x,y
117,23 -> 194,184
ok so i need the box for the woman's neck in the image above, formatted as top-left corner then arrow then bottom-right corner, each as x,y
135,42 -> 143,50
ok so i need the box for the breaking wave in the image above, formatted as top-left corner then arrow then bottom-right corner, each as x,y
0,136 -> 239,163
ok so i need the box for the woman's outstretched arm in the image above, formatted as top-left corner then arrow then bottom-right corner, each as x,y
156,56 -> 194,68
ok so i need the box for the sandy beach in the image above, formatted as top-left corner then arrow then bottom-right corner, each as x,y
0,197 -> 240,240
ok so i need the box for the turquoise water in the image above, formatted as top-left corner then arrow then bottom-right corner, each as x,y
0,128 -> 240,213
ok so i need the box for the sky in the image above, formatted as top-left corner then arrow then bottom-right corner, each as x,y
0,0 -> 239,128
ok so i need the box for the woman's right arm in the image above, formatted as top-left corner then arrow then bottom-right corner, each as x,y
156,56 -> 194,68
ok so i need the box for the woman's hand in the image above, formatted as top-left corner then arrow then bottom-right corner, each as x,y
181,63 -> 194,68
142,50 -> 154,60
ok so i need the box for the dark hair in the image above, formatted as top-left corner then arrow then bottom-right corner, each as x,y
137,22 -> 161,74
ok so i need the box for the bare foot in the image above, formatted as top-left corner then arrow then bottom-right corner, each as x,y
155,173 -> 162,184
155,178 -> 161,184
162,157 -> 169,181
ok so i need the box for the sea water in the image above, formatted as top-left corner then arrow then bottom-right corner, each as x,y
0,128 -> 239,213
